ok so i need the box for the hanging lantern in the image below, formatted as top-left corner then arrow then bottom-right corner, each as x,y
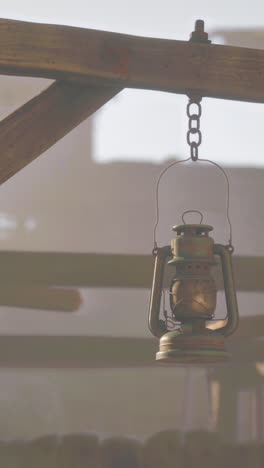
148,21 -> 239,363
148,219 -> 239,363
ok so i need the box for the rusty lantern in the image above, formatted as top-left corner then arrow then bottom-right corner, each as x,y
148,223 -> 239,363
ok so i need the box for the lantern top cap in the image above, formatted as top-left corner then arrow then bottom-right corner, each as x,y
172,224 -> 213,235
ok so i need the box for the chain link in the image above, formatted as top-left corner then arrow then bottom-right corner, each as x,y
186,99 -> 202,161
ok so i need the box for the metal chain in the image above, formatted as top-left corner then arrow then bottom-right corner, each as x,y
186,98 -> 202,161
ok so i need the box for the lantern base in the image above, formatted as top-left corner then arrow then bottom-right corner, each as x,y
156,329 -> 230,364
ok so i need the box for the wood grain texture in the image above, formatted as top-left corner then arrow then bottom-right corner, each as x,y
1,18 -> 264,102
0,80 -> 121,184
0,251 -> 262,292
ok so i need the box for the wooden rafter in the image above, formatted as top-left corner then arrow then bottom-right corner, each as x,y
0,251 -> 262,292
1,18 -> 264,103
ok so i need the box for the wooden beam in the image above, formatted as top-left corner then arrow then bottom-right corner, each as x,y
0,336 -> 156,369
0,251 -> 262,292
1,18 -> 264,102
0,334 -> 261,369
0,252 -> 153,288
0,286 -> 81,311
210,315 -> 264,340
0,80 -> 121,184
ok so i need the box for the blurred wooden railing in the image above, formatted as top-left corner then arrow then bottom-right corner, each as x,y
0,430 -> 263,467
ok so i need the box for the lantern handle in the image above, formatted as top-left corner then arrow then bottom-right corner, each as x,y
148,246 -> 172,338
153,157 -> 191,250
212,244 -> 239,337
153,157 -> 233,251
182,210 -> 203,224
198,158 -> 233,250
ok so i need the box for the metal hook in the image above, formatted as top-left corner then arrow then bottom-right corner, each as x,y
181,210 -> 204,225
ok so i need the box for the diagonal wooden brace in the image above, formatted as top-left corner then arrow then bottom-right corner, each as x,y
0,81 -> 122,184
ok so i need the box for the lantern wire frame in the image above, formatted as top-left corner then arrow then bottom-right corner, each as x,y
152,154 -> 234,331
153,156 -> 233,251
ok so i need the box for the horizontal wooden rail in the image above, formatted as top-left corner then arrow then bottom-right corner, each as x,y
0,286 -> 81,311
0,334 -> 261,368
0,251 -> 262,292
0,19 -> 264,102
0,80 -> 121,185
